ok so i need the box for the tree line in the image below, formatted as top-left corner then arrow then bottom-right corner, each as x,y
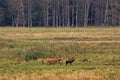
0,0 -> 120,27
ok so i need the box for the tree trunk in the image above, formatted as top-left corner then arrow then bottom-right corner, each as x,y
72,5 -> 74,27
46,7 -> 49,27
84,0 -> 92,26
28,0 -> 32,27
103,0 -> 108,26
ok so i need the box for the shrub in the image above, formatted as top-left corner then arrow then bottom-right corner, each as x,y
25,52 -> 37,61
9,43 -> 16,48
24,49 -> 45,61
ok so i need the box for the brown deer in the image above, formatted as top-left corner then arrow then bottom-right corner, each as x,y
41,59 -> 45,65
66,57 -> 75,65
47,58 -> 62,65
81,58 -> 91,63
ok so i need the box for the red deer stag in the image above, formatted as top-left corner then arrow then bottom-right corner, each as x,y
66,57 -> 75,65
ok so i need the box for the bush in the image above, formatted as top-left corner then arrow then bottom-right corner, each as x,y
24,49 -> 45,61
9,43 -> 16,48
25,52 -> 37,61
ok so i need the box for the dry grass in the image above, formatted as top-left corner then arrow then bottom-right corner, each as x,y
0,72 -> 106,80
1,27 -> 120,41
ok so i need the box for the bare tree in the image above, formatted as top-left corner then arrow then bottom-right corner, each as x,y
27,0 -> 32,27
84,0 -> 93,26
103,0 -> 109,26
7,0 -> 25,27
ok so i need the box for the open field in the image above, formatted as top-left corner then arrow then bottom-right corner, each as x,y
0,27 -> 120,80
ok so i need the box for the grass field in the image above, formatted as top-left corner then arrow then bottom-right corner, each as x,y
0,27 -> 120,80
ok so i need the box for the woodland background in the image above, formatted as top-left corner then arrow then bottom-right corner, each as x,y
0,0 -> 120,27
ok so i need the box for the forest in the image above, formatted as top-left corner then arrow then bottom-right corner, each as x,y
0,0 -> 120,27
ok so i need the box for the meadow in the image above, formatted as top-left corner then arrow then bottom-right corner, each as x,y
0,27 -> 120,80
